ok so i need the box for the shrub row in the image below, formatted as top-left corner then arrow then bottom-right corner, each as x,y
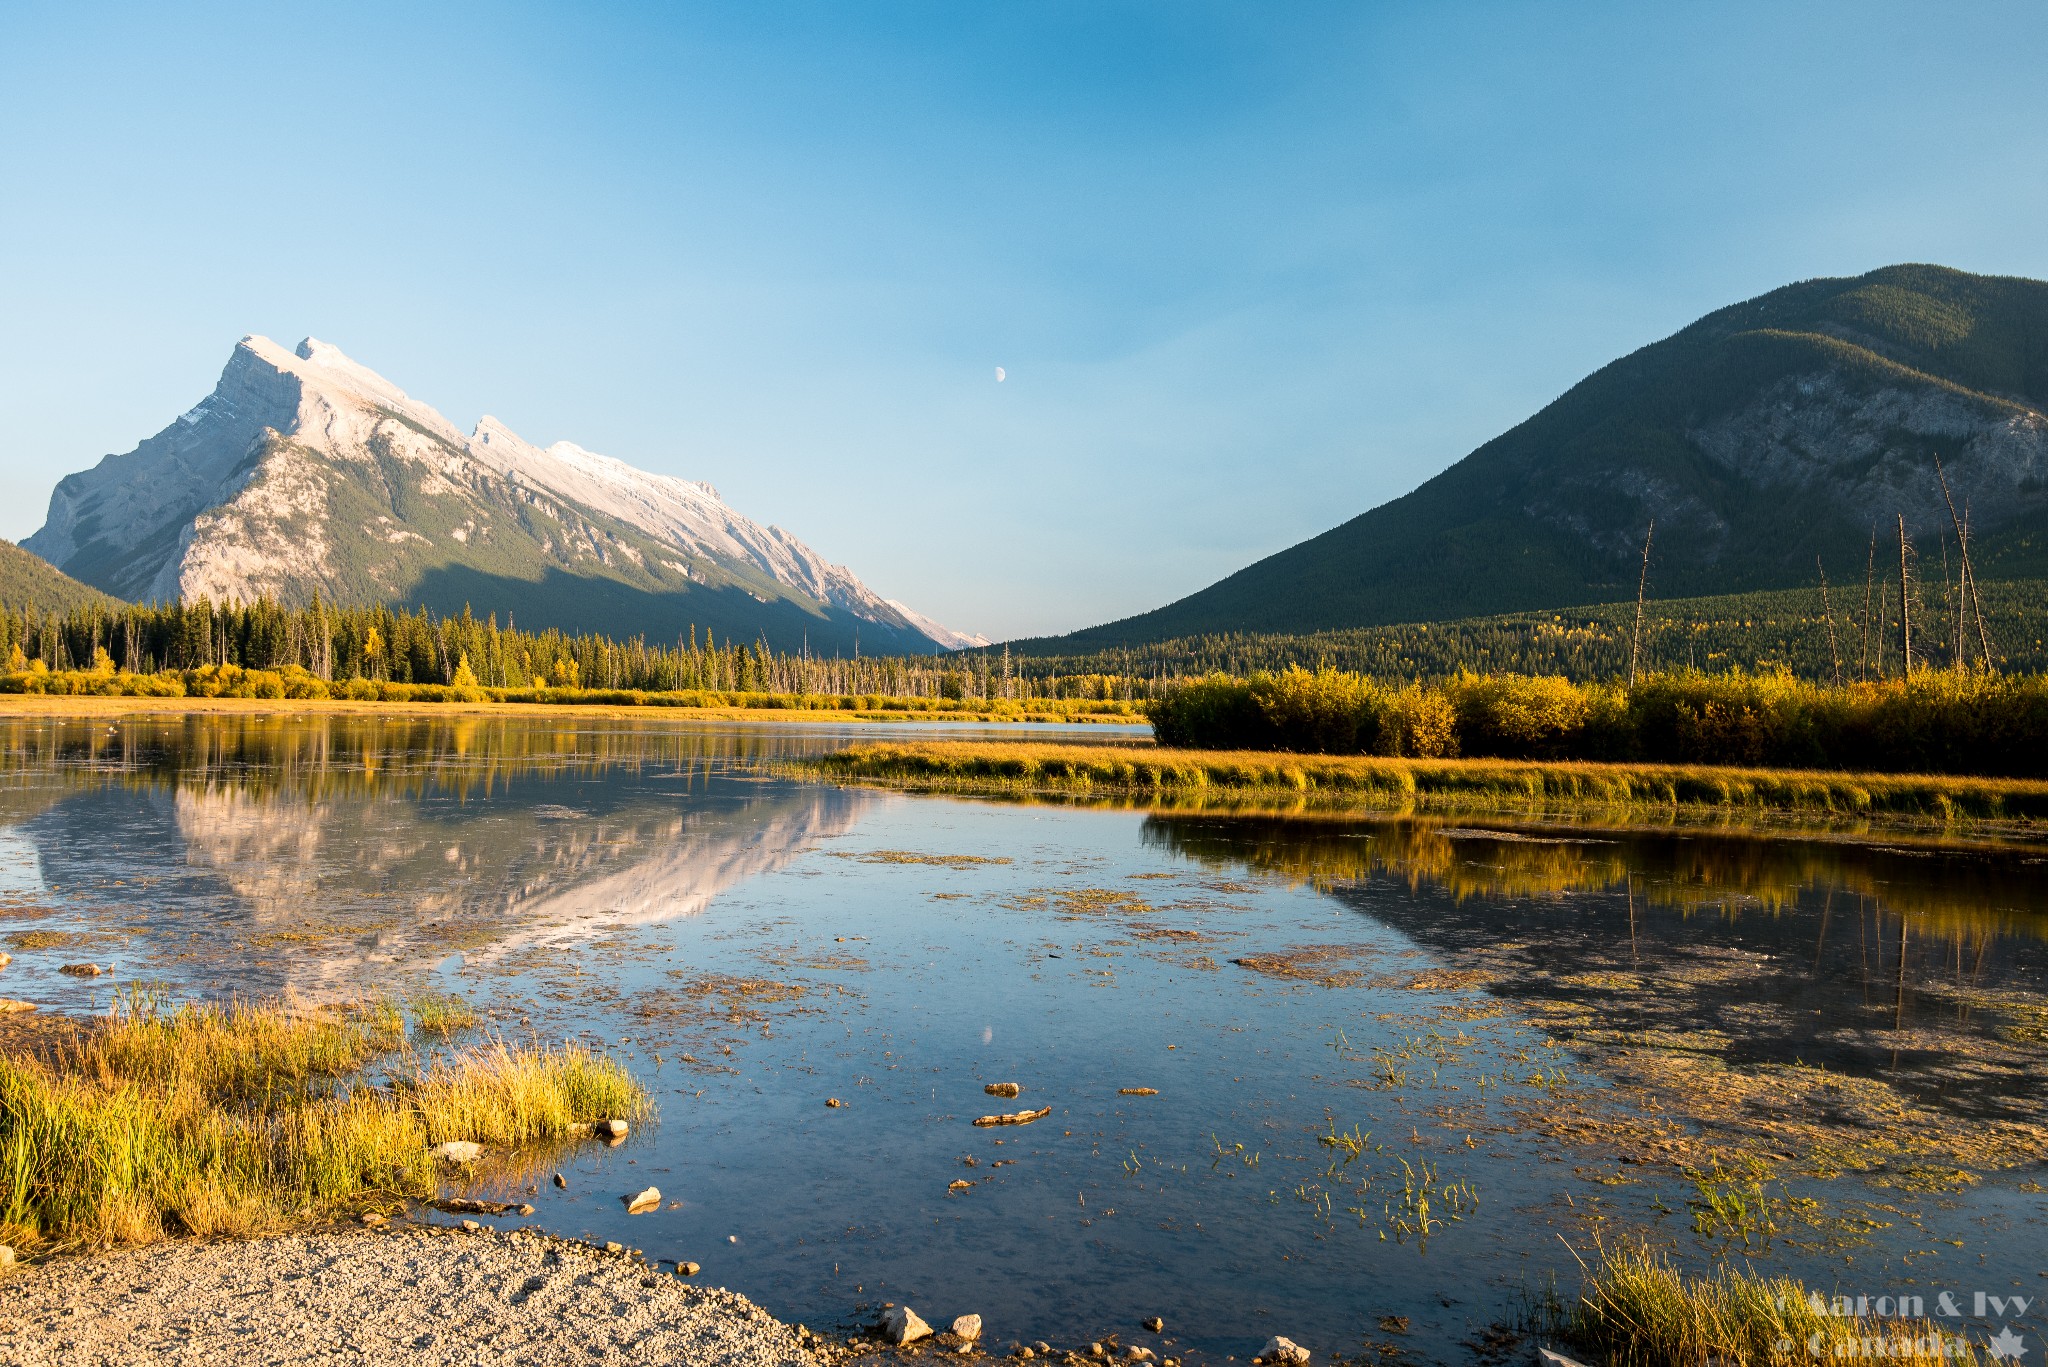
0,662 -> 1138,717
1147,667 -> 2048,777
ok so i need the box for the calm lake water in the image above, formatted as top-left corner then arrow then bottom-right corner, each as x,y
4,714 -> 2046,1363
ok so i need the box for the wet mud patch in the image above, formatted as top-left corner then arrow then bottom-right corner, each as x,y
1231,945 -> 1379,988
644,974 -> 839,1027
1007,888 -> 1158,920
836,850 -> 1013,868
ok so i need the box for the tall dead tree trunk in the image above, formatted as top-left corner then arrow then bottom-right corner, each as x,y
1629,519 -> 1654,686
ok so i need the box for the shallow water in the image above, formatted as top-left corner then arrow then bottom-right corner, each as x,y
4,714 -> 2046,1363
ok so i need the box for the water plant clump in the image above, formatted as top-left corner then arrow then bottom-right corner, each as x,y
0,990 -> 646,1254
1555,1241 -> 1983,1366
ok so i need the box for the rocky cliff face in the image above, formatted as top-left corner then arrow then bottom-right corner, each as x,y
27,336 -> 968,652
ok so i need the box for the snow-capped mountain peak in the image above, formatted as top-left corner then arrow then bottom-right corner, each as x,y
25,335 -> 973,654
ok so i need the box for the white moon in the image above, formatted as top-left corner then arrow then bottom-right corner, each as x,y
994,366 -> 1006,382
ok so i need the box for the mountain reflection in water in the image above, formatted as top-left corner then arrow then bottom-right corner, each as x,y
1146,812 -> 2048,1149
0,715 -> 878,1001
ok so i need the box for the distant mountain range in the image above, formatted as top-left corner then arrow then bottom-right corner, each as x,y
25,336 -> 985,653
1022,264 -> 2048,653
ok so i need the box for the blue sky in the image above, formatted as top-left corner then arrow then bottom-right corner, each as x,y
4,2 -> 2047,640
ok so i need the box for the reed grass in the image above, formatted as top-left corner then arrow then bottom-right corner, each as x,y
1561,1242 -> 1979,1366
407,992 -> 478,1039
0,991 -> 645,1253
801,740 -> 2048,823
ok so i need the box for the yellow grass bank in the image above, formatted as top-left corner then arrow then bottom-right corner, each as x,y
798,739 -> 2048,825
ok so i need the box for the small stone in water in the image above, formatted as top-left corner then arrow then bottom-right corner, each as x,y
1261,1338 -> 1310,1366
593,1118 -> 629,1140
552,1173 -> 567,1188
623,1186 -> 661,1214
952,1314 -> 983,1342
677,1261 -> 702,1276
1143,1318 -> 1164,1333
603,1241 -> 623,1254
459,1219 -> 482,1232
984,1082 -> 1022,1098
826,1098 -> 843,1107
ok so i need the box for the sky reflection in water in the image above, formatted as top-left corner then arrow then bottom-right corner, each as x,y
2,715 -> 2044,1363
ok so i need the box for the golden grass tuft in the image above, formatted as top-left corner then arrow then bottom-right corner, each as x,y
0,992 -> 647,1253
407,992 -> 479,1038
1562,1242 -> 1979,1366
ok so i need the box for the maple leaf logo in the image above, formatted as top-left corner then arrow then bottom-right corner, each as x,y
1988,1327 -> 2029,1362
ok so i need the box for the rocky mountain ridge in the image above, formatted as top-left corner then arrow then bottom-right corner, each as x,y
27,336 -> 970,652
1024,263 -> 2048,651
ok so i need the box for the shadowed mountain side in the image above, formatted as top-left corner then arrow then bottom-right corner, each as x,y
406,562 -> 941,656
0,540 -> 121,616
1023,265 -> 2048,651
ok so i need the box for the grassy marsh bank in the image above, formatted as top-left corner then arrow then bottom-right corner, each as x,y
0,993 -> 644,1254
798,740 -> 2048,826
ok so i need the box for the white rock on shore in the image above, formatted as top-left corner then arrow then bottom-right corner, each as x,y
882,1305 -> 932,1344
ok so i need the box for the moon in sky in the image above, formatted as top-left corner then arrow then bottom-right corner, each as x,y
994,366 -> 1006,382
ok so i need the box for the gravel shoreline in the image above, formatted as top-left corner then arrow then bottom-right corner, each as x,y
0,1224 -> 825,1366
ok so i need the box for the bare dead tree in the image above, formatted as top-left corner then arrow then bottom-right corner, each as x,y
1816,556 -> 1842,686
1934,458 -> 1970,670
1860,525 -> 1877,682
1629,519 -> 1654,686
1897,514 -> 1913,675
1964,504 -> 1994,667
1875,578 -> 1890,680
